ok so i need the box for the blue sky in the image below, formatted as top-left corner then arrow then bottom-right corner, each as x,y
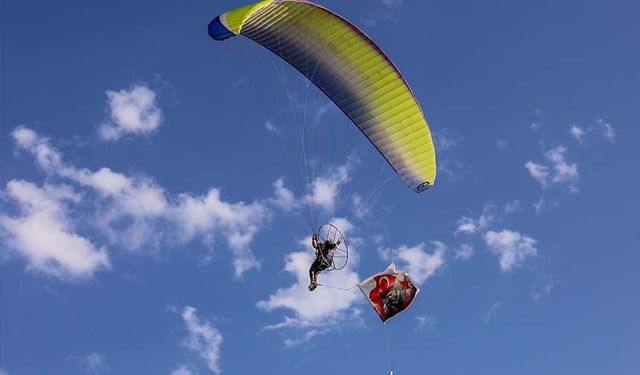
1,0 -> 639,374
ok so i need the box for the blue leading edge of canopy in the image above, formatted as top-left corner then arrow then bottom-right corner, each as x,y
208,16 -> 235,41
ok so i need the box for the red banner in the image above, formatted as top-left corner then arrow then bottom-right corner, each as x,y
357,263 -> 420,322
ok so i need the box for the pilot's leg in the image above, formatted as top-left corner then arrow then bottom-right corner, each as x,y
308,259 -> 321,291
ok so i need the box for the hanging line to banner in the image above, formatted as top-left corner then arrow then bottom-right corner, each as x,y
384,322 -> 393,375
316,283 -> 359,294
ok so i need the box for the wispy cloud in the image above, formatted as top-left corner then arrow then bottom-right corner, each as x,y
10,126 -> 272,277
266,158 -> 354,217
270,177 -> 299,212
524,161 -> 550,187
360,0 -> 405,27
532,276 -> 555,303
528,117 -> 615,211
453,243 -> 474,261
432,129 -> 469,182
547,147 -> 579,186
98,85 -> 162,141
569,124 -> 586,143
84,352 -> 109,375
181,306 -> 223,374
504,200 -> 521,214
484,230 -> 537,272
304,161 -> 352,213
525,146 -> 578,191
481,302 -> 503,324
173,188 -> 269,277
283,329 -> 323,348
452,203 -> 538,271
378,241 -> 447,284
382,0 -> 404,6
569,119 -> 616,144
264,120 -> 279,134
595,119 -> 615,142
170,366 -> 193,375
415,315 -> 436,330
455,204 -> 494,235
434,129 -> 458,152
532,195 -> 559,214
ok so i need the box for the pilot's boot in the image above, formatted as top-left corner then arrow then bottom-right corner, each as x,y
308,273 -> 318,291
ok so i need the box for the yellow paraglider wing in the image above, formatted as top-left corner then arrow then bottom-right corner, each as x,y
209,0 -> 436,192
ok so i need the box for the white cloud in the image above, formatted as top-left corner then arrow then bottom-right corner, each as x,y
264,120 -> 279,134
311,102 -> 335,126
415,315 -> 436,330
170,366 -> 193,375
438,158 -> 467,182
94,176 -> 169,251
481,302 -> 502,324
455,216 -> 489,235
12,126 -> 63,170
267,160 -> 353,215
181,306 -> 223,375
360,0 -> 404,30
98,85 -> 162,141
532,195 -> 559,213
283,329 -> 323,348
432,129 -> 468,182
173,189 -> 269,277
85,352 -> 109,374
382,0 -> 404,7
504,200 -> 521,213
11,126 -> 271,277
484,230 -> 537,272
532,282 -> 554,303
270,178 -> 298,212
378,241 -> 446,285
455,205 -> 494,235
81,167 -> 133,196
524,161 -> 550,188
12,126 -> 141,198
305,162 -> 350,213
453,244 -> 474,261
453,204 -> 539,271
569,124 -> 586,143
595,118 -> 615,142
525,146 -> 578,190
546,147 -> 578,185
0,180 -> 110,280
570,119 -> 615,144
433,129 -> 458,152
532,275 -> 555,303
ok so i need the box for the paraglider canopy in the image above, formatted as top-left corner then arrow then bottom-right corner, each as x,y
208,0 -> 437,193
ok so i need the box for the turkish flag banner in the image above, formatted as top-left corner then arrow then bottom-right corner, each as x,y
357,263 -> 420,322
